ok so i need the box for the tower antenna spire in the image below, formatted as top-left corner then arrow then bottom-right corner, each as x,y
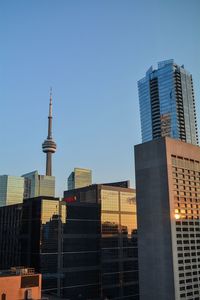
42,89 -> 57,176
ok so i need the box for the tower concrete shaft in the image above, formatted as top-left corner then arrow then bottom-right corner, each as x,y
42,91 -> 57,176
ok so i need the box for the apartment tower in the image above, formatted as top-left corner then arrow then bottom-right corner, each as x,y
138,60 -> 198,145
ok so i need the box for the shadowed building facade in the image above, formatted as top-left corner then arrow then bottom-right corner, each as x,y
20,196 -> 60,294
0,203 -> 22,269
135,137 -> 200,300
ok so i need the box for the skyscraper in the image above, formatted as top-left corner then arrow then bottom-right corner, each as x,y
138,59 -> 198,145
67,168 -> 92,190
22,170 -> 55,198
0,203 -> 22,268
42,90 -> 57,176
63,182 -> 138,300
0,182 -> 138,298
20,196 -> 60,293
135,137 -> 200,300
0,175 -> 24,207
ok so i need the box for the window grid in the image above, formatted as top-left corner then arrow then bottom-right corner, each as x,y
172,155 -> 200,299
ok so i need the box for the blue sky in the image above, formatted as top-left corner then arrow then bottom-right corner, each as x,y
0,0 -> 200,195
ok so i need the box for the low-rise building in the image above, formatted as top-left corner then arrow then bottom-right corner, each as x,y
0,267 -> 42,300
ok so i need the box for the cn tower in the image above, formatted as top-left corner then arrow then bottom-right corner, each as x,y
42,90 -> 57,176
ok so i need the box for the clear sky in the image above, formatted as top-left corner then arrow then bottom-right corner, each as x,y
0,0 -> 200,196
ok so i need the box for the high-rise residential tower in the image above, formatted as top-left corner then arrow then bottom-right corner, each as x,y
138,59 -> 198,145
135,137 -> 200,300
42,90 -> 57,176
67,168 -> 92,190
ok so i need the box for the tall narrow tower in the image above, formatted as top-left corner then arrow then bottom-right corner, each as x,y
42,90 -> 57,176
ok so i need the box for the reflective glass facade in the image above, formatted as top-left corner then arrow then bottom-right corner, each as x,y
22,171 -> 55,198
0,203 -> 22,269
0,175 -> 24,207
138,60 -> 198,145
20,196 -> 60,293
0,184 -> 138,299
60,199 -> 101,299
101,188 -> 138,300
68,168 -> 92,190
63,183 -> 139,300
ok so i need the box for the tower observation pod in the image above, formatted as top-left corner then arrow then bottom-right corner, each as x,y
42,90 -> 57,176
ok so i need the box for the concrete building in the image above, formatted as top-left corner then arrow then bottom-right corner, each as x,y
135,137 -> 200,300
0,267 -> 42,300
138,60 -> 198,145
67,168 -> 92,190
42,90 -> 57,176
0,175 -> 24,207
22,170 -> 55,198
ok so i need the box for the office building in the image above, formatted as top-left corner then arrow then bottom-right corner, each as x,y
0,203 -> 22,269
67,168 -> 92,190
0,175 -> 24,207
138,59 -> 198,145
62,182 -> 138,299
20,196 -> 60,294
61,188 -> 100,299
42,90 -> 57,176
22,170 -> 55,198
135,137 -> 200,300
0,182 -> 138,299
0,267 -> 42,300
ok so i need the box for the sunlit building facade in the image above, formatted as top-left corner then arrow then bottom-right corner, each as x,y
0,183 -> 138,299
67,168 -> 92,190
0,267 -> 42,300
0,175 -> 24,207
63,183 -> 139,299
135,137 -> 200,300
138,59 -> 198,145
22,171 -> 55,198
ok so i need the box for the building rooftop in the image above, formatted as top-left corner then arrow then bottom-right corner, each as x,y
0,267 -> 37,277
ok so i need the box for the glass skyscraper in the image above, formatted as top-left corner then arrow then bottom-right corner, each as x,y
138,59 -> 198,145
63,183 -> 138,299
22,170 -> 55,198
67,168 -> 92,190
0,175 -> 24,207
0,182 -> 138,299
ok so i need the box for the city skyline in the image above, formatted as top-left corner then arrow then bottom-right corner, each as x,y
0,1 -> 200,196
